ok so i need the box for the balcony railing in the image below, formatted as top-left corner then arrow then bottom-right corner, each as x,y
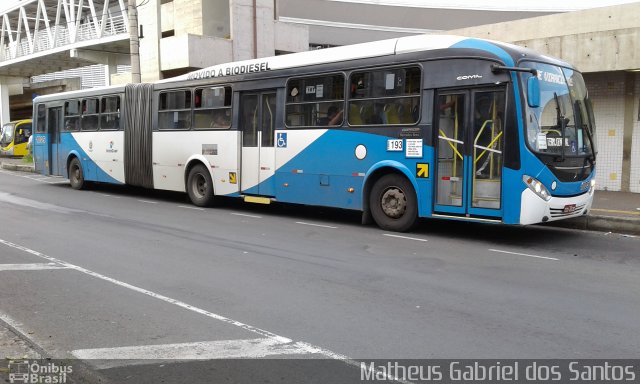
1,0 -> 128,63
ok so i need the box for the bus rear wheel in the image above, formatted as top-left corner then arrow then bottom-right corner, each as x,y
69,158 -> 85,190
187,164 -> 214,207
370,174 -> 417,232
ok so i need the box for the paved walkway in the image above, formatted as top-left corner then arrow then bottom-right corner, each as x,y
1,156 -> 638,235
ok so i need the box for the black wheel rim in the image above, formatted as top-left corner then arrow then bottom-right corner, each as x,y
192,173 -> 207,199
71,165 -> 80,183
380,186 -> 407,219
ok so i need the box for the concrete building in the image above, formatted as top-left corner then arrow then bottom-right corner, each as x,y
136,0 -> 308,82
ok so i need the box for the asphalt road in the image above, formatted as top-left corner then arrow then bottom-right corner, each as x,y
0,169 -> 638,383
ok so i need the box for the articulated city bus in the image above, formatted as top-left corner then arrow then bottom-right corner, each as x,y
1,119 -> 33,157
32,35 -> 596,231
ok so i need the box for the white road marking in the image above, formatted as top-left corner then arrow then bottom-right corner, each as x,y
99,194 -> 120,198
72,338 -> 312,366
383,233 -> 428,242
0,238 -> 410,383
0,170 -> 68,185
489,248 -> 559,261
231,212 -> 262,219
0,263 -> 70,271
295,221 -> 338,229
178,205 -> 205,211
138,200 -> 158,204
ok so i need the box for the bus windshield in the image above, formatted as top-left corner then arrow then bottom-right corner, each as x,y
0,123 -> 15,146
521,62 -> 596,160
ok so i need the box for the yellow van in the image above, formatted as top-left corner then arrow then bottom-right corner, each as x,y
0,119 -> 33,157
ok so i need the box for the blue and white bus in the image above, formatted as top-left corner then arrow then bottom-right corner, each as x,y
32,34 -> 596,231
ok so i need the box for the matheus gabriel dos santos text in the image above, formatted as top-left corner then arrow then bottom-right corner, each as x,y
360,361 -> 638,382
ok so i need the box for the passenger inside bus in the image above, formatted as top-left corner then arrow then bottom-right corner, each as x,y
318,106 -> 343,126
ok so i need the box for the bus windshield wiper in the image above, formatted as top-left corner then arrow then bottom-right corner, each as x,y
554,92 -> 568,162
574,99 -> 595,164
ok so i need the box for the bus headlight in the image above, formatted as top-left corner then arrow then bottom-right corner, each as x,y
523,175 -> 551,201
590,179 -> 596,195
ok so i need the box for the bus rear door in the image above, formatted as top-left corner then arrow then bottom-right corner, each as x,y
239,90 -> 277,196
433,88 -> 506,219
47,106 -> 64,176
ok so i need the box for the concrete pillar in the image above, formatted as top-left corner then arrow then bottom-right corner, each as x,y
0,80 -> 10,125
230,0 -> 254,61
622,72 -> 635,192
230,0 -> 276,61
137,0 -> 163,82
255,0 -> 275,58
105,55 -> 118,86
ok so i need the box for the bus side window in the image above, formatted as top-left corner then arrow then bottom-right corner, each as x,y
64,100 -> 80,131
82,98 -> 100,131
348,66 -> 421,126
158,90 -> 192,130
100,96 -> 121,130
36,104 -> 46,132
193,86 -> 232,129
285,74 -> 345,128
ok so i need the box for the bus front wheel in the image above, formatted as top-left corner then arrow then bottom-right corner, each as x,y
370,174 -> 417,232
69,158 -> 85,190
187,164 -> 214,207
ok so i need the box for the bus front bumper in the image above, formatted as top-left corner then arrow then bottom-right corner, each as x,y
0,147 -> 14,156
520,188 -> 594,225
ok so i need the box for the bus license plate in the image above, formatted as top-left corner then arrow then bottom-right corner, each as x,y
563,204 -> 577,213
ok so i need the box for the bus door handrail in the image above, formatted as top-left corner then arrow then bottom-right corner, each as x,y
438,129 -> 463,160
474,131 -> 503,164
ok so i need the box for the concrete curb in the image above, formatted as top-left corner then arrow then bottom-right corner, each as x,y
0,162 -> 35,173
545,215 -> 640,236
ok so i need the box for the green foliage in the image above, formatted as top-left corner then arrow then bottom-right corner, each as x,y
23,153 -> 33,163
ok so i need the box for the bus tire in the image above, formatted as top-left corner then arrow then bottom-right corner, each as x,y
187,164 -> 214,207
69,158 -> 85,190
370,174 -> 417,232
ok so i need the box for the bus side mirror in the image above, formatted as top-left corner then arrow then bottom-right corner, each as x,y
527,77 -> 540,108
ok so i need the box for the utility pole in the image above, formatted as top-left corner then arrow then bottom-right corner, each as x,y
128,0 -> 141,83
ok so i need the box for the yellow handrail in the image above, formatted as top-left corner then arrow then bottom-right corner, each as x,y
439,129 -> 463,160
474,119 -> 493,144
475,131 -> 503,164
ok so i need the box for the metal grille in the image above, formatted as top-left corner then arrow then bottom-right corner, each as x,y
549,204 -> 587,218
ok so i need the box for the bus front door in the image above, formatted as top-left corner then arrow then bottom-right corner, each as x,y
240,91 -> 277,196
433,89 -> 505,218
47,106 -> 63,176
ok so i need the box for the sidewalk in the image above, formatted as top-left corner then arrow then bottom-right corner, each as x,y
1,156 -> 638,235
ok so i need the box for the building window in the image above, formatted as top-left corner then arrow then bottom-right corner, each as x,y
286,74 -> 345,127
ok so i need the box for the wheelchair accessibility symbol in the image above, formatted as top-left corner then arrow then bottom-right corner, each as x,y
277,133 -> 287,148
